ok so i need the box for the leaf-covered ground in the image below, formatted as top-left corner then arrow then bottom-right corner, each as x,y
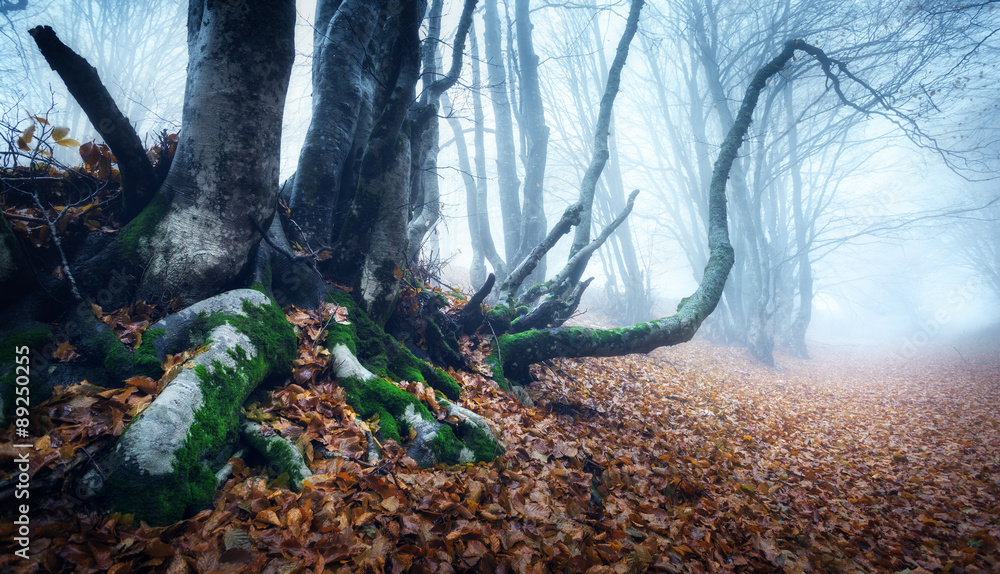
2,311 -> 998,573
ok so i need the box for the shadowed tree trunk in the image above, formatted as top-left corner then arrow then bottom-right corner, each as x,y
112,0 -> 295,305
287,0 -> 382,248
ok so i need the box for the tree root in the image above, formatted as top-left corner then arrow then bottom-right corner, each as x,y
328,336 -> 502,467
77,289 -> 296,525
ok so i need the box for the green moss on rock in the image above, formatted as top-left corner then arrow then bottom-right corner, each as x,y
337,376 -> 432,442
102,328 -> 164,381
430,425 -> 464,465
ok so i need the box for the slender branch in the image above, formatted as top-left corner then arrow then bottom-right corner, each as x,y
522,189 -> 640,307
426,0 -> 479,98
498,202 -> 583,301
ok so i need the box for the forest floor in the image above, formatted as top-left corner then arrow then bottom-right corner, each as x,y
2,311 -> 999,573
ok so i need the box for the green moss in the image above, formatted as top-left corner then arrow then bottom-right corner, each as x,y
464,424 -> 503,462
337,376 -> 432,442
189,300 -> 296,380
676,296 -> 691,312
102,328 -> 164,381
113,191 -> 169,261
326,291 -> 460,399
484,346 -> 508,391
486,306 -> 513,334
105,297 -> 296,525
431,425 -> 464,465
0,327 -> 52,364
242,423 -> 309,489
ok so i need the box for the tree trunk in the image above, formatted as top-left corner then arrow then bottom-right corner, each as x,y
786,80 -> 812,358
334,0 -> 425,326
117,0 -> 295,305
468,24 -> 506,283
512,0 -> 548,285
27,25 -> 158,222
288,0 -> 381,248
483,0 -> 521,262
564,0 -> 643,292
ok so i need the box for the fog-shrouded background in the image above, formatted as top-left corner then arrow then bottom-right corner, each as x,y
3,0 -> 998,357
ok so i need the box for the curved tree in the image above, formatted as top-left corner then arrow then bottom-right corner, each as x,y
2,0 -> 899,528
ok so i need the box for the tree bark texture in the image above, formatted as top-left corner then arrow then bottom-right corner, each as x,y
118,0 -> 295,305
288,0 -> 381,248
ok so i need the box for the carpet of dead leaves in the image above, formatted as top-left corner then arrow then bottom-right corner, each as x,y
1,307 -> 998,573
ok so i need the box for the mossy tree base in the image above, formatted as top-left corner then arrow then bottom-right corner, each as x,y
79,289 -> 296,526
326,290 -> 502,466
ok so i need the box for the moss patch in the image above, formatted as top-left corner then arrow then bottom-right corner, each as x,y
337,376 -> 432,442
113,190 -> 169,263
430,425 -> 465,465
327,290 -> 460,400
102,328 -> 164,381
104,298 -> 296,525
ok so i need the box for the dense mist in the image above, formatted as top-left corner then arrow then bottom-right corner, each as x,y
3,0 -> 998,357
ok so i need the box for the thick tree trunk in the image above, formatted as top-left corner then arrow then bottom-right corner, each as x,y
288,0 -> 381,248
118,0 -> 295,305
334,0 -> 425,326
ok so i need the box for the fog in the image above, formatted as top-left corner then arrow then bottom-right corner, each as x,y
2,0 -> 997,359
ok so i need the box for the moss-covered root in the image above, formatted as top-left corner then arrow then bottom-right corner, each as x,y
329,343 -> 502,467
326,290 -> 461,399
241,421 -> 312,491
78,290 -> 296,526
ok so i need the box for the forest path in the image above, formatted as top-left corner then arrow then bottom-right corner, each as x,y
4,328 -> 998,573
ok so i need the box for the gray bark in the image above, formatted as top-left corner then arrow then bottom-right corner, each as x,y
288,0 -> 381,247
127,0 -> 295,305
335,0 -> 425,326
483,0 -> 522,261
512,0 -> 549,283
